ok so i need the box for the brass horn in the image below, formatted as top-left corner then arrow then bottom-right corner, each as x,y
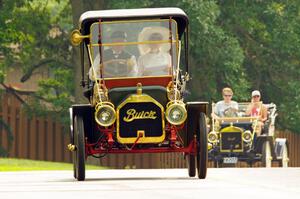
70,29 -> 89,46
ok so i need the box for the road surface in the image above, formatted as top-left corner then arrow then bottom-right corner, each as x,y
0,168 -> 299,199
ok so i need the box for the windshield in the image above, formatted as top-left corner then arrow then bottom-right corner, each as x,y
213,102 -> 263,119
88,19 -> 178,79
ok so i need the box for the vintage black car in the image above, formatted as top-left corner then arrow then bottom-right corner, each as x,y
68,8 -> 208,181
208,102 -> 289,167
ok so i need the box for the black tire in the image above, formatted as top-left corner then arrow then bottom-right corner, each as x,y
186,107 -> 197,177
262,141 -> 272,168
197,112 -> 208,179
71,119 -> 77,179
187,155 -> 196,177
73,151 -> 77,179
74,115 -> 86,181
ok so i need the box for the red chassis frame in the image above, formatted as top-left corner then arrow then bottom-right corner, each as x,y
84,124 -> 197,156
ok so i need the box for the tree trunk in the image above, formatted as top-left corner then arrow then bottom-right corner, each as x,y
70,1 -> 107,167
70,0 -> 107,103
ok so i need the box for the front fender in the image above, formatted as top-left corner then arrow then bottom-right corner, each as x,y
69,107 -> 74,144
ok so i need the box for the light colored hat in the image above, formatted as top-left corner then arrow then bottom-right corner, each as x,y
251,90 -> 261,97
138,26 -> 172,55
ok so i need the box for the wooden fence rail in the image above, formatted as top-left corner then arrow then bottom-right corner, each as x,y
1,93 -> 299,168
0,93 -> 71,163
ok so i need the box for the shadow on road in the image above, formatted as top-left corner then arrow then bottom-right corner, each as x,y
58,177 -> 200,182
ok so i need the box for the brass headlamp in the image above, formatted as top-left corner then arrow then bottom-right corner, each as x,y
95,102 -> 116,127
208,131 -> 218,144
165,101 -> 187,125
242,130 -> 252,143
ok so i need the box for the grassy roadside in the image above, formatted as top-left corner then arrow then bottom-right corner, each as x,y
0,158 -> 105,171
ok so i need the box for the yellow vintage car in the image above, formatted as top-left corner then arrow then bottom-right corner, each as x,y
208,102 -> 289,167
69,7 -> 208,181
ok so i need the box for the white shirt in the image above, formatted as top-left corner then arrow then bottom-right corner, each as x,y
138,51 -> 171,76
215,100 -> 238,117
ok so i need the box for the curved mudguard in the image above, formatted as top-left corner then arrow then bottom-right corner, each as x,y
70,104 -> 96,144
274,138 -> 288,159
186,102 -> 209,115
185,102 -> 208,146
255,135 -> 279,158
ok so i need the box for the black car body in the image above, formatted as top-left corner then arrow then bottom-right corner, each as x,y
69,7 -> 208,181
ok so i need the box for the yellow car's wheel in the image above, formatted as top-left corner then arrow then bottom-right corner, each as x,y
262,141 -> 272,168
279,142 -> 289,167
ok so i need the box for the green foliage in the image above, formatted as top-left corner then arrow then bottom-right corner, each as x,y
34,67 -> 74,123
108,0 -> 249,102
217,0 -> 300,133
0,70 -> 5,84
1,0 -> 300,134
1,0 -> 73,124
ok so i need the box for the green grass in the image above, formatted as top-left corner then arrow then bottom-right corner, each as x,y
0,158 -> 105,171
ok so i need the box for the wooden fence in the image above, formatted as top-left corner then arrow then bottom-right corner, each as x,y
1,93 -> 299,168
0,93 -> 71,163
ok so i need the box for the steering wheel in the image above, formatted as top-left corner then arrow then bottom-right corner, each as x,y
223,107 -> 238,117
102,59 -> 132,78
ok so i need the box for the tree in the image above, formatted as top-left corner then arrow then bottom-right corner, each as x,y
1,0 -> 74,123
1,0 -> 300,134
107,0 -> 250,102
70,0 -> 107,103
217,0 -> 300,133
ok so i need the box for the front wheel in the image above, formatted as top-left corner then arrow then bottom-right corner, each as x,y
197,112 -> 208,179
186,107 -> 197,177
187,155 -> 196,177
74,115 -> 86,181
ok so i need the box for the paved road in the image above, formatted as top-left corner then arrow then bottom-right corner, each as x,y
0,168 -> 299,199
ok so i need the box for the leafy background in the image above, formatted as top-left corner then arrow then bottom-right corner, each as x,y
1,0 -> 300,134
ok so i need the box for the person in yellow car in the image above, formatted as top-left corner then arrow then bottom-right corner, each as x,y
246,90 -> 268,136
214,87 -> 238,117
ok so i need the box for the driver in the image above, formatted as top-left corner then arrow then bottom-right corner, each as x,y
214,87 -> 238,117
89,30 -> 137,79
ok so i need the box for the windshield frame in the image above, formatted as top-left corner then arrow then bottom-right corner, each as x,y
87,18 -> 180,80
212,102 -> 261,122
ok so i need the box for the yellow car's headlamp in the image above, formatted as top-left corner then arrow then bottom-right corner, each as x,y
242,130 -> 252,143
208,131 -> 218,144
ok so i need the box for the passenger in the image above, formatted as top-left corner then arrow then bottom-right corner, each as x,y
214,87 -> 238,117
137,32 -> 171,76
89,30 -> 137,79
246,90 -> 268,136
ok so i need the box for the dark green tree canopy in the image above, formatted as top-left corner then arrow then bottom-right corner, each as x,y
1,0 -> 299,133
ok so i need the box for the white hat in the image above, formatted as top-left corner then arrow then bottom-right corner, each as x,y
251,90 -> 261,97
138,26 -> 172,55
